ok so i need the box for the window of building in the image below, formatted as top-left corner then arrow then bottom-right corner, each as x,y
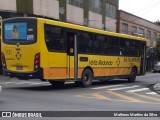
67,0 -> 83,8
153,32 -> 157,40
131,26 -> 137,35
139,28 -> 145,37
106,3 -> 117,19
146,30 -> 151,40
89,0 -> 102,14
44,24 -> 65,52
78,32 -> 93,53
122,23 -> 128,34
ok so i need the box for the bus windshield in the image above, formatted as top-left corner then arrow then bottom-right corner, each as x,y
3,18 -> 37,45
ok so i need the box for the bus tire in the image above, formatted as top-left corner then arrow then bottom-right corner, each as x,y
49,81 -> 65,86
80,69 -> 93,87
128,68 -> 137,83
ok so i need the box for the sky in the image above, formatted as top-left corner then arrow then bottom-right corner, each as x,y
119,0 -> 160,22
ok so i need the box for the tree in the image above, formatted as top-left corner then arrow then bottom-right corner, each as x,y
154,20 -> 160,26
156,38 -> 160,52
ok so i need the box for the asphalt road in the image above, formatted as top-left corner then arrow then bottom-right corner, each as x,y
0,73 -> 160,120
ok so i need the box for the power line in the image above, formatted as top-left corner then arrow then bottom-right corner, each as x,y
133,0 -> 160,14
120,0 -> 160,22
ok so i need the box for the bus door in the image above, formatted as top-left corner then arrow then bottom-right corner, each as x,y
140,42 -> 146,75
67,32 -> 78,80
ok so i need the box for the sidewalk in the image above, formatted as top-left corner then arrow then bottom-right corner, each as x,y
154,83 -> 160,93
144,72 -> 160,93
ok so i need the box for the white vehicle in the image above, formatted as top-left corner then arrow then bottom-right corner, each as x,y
0,86 -> 1,92
152,62 -> 160,73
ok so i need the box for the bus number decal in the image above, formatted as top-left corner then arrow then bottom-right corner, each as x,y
5,50 -> 12,55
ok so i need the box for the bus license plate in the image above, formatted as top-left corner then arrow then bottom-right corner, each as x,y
16,65 -> 23,70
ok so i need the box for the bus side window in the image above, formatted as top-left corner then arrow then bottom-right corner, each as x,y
45,31 -> 53,50
94,35 -> 105,54
69,36 -> 74,53
120,38 -> 127,56
108,36 -> 120,55
44,24 -> 65,52
78,32 -> 93,54
67,32 -> 75,55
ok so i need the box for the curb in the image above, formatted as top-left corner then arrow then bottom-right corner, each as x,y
154,83 -> 160,93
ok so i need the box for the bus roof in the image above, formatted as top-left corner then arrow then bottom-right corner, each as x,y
3,17 -> 146,42
39,18 -> 146,42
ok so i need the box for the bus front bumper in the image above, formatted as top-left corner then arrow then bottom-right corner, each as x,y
3,68 -> 43,80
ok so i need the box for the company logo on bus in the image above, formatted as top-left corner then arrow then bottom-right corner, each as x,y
15,43 -> 21,60
16,43 -> 20,47
15,52 -> 21,60
116,58 -> 120,66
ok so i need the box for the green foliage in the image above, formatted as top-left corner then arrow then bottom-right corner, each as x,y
154,20 -> 160,26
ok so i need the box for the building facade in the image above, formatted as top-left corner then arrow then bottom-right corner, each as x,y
0,0 -> 119,32
117,10 -> 160,71
117,10 -> 160,47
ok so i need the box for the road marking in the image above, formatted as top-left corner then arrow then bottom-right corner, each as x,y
15,81 -> 50,85
77,94 -> 160,104
107,85 -> 139,91
34,83 -> 51,85
126,88 -> 149,93
16,82 -> 32,84
132,93 -> 160,102
91,84 -> 124,90
146,92 -> 157,95
65,81 -> 74,84
106,91 -> 145,103
0,81 -> 51,85
0,86 -> 1,92
0,82 -> 15,84
29,82 -> 47,85
91,93 -> 111,100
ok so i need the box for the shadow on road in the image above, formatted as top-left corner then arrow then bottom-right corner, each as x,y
6,79 -> 143,92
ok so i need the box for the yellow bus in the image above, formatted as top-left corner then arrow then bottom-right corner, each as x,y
0,16 -> 2,74
2,17 -> 146,87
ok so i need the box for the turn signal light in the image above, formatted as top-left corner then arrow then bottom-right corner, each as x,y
34,53 -> 40,70
1,52 -> 7,69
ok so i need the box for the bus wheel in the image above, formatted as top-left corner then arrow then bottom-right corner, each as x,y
49,81 -> 65,86
128,68 -> 137,83
80,69 -> 93,87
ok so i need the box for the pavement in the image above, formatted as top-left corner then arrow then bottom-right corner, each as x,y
154,83 -> 160,92
0,72 -> 160,93
152,71 -> 160,93
146,71 -> 160,92
145,71 -> 160,93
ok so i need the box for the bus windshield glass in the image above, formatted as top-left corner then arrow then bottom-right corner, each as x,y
3,18 -> 37,44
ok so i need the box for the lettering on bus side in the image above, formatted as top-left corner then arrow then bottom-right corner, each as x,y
89,60 -> 113,66
123,57 -> 140,62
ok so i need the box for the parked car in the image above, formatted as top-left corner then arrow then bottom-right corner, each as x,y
0,86 -> 1,92
152,62 -> 160,73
